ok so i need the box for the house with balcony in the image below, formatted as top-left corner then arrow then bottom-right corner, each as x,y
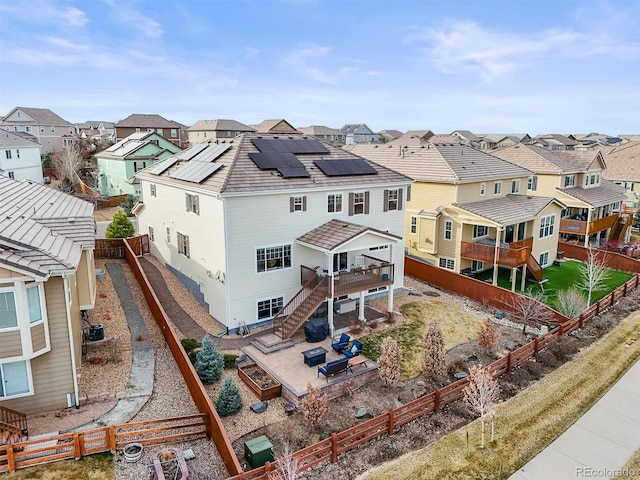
492,144 -> 629,246
0,130 -> 43,183
349,142 -> 566,291
601,140 -> 640,207
187,119 -> 255,145
134,133 -> 411,337
0,107 -> 76,154
340,124 -> 379,145
95,131 -> 182,197
297,125 -> 346,145
0,176 -> 95,417
115,114 -> 187,148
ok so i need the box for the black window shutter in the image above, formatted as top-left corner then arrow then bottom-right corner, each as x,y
303,196 -> 307,211
364,191 -> 370,214
383,190 -> 389,212
290,197 -> 294,212
398,188 -> 403,211
348,193 -> 354,216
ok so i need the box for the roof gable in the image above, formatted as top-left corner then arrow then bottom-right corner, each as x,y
1,107 -> 73,126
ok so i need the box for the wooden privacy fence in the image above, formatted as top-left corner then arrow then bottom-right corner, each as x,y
0,414 -> 207,474
122,237 -> 243,477
95,235 -> 148,259
229,270 -> 640,480
560,241 -> 640,274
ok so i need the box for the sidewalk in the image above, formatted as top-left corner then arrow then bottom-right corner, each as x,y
509,358 -> 640,480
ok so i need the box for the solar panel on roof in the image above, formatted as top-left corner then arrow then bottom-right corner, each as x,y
169,162 -> 223,183
149,157 -> 180,175
177,143 -> 208,160
249,152 -> 306,170
195,143 -> 231,162
251,137 -> 329,155
277,167 -> 311,178
313,159 -> 378,176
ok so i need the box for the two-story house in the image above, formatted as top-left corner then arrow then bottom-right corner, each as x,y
95,132 -> 182,197
529,134 -> 578,151
350,143 -> 565,291
115,114 -> 187,148
249,119 -> 299,134
340,124 -> 379,145
478,134 -> 531,150
0,176 -> 96,415
601,140 -> 640,207
377,130 -> 404,144
0,107 -> 76,154
134,133 -> 411,337
187,119 -> 256,145
492,144 -> 628,246
297,126 -> 346,145
0,130 -> 43,183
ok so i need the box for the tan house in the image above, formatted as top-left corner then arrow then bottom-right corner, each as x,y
249,119 -> 299,134
187,119 -> 255,145
0,176 -> 95,416
492,144 -> 629,246
297,125 -> 346,145
115,114 -> 187,148
601,140 -> 640,207
349,143 -> 565,290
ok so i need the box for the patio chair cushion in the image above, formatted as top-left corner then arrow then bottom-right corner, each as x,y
331,333 -> 351,353
343,339 -> 363,359
317,357 -> 350,382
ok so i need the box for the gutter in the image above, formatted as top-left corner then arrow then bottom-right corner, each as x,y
63,272 -> 80,408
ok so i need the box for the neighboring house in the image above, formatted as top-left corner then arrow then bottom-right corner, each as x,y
350,143 -> 565,290
135,133 -> 411,336
187,119 -> 255,145
492,144 -> 629,246
249,119 -> 299,134
573,133 -> 626,149
76,121 -> 116,146
378,130 -> 403,143
387,130 -> 434,146
297,125 -> 346,145
529,134 -> 578,151
0,107 -> 76,154
115,114 -> 187,148
340,124 -> 379,145
478,134 -> 531,150
601,141 -> 640,206
96,132 -> 181,197
451,130 -> 481,145
0,176 -> 96,414
0,130 -> 44,183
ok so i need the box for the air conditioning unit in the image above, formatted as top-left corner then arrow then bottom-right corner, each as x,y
335,299 -> 356,314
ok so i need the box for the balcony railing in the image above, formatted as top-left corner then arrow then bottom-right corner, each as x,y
460,240 -> 529,268
559,213 -> 620,236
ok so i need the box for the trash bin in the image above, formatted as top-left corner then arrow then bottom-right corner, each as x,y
89,324 -> 105,341
244,435 -> 274,468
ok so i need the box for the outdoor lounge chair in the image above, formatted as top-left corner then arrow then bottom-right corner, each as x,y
331,333 -> 351,353
317,357 -> 350,382
343,339 -> 363,359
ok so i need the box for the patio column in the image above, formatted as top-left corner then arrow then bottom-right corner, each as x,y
358,291 -> 365,322
327,253 -> 335,337
510,267 -> 517,292
492,227 -> 503,286
584,207 -> 593,247
521,265 -> 527,291
387,243 -> 394,314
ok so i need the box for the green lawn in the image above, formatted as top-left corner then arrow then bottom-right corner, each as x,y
475,261 -> 633,310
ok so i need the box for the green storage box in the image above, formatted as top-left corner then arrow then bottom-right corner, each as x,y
244,435 -> 274,468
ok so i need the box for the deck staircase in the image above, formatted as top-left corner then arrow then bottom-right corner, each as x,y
526,252 -> 544,283
611,213 -> 633,242
273,276 -> 330,339
0,405 -> 28,445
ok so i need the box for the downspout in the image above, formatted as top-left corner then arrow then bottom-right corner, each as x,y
492,227 -> 503,286
328,252 -> 335,337
63,273 -> 80,408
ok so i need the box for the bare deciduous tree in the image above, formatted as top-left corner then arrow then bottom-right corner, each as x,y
502,288 -> 554,334
463,365 -> 501,447
477,319 -> 498,352
300,381 -> 328,427
378,336 -> 402,386
577,247 -> 612,306
52,145 -> 83,192
422,319 -> 445,378
268,443 -> 300,480
555,286 -> 588,318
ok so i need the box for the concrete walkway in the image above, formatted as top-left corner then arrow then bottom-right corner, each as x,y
509,358 -> 640,480
67,263 -> 155,432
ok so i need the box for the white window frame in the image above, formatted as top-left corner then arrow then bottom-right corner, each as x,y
410,216 -> 417,234
528,176 -> 538,191
473,225 -> 489,238
444,220 -> 453,240
148,226 -> 155,242
5,150 -> 11,159
387,189 -> 399,211
186,193 -> 199,215
539,251 -> 549,267
177,232 -> 190,258
353,192 -> 366,215
438,257 -> 455,270
16,150 -> 19,159
257,296 -> 284,320
26,284 -> 43,325
471,260 -> 484,272
539,214 -> 555,238
493,181 -> 502,195
327,193 -> 343,214
0,289 -> 18,331
7,172 -> 14,180
480,182 -> 486,195
0,360 -> 32,399
291,196 -> 306,212
171,129 -> 177,138
511,180 -> 520,194
157,128 -> 163,135
166,227 -> 171,243
150,184 -> 157,197
564,175 -> 575,188
256,244 -> 292,273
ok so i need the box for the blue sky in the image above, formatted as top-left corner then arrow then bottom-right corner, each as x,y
1,0 -> 639,135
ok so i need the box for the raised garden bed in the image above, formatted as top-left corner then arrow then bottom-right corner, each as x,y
238,363 -> 282,401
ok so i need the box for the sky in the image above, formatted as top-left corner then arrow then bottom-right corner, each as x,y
1,0 -> 639,135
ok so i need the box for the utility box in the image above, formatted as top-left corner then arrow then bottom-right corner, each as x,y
244,435 -> 274,468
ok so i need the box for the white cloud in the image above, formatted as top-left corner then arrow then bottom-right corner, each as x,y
0,0 -> 89,27
283,45 -> 337,84
103,0 -> 164,39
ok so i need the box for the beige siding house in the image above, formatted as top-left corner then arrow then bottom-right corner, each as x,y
349,143 -> 565,291
492,144 -> 629,246
0,177 -> 95,415
601,140 -> 640,207
0,107 -> 76,154
135,133 -> 411,337
187,119 -> 256,145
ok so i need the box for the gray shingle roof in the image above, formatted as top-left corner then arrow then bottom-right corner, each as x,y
0,130 -> 40,148
0,176 -> 95,277
188,119 -> 255,132
297,219 -> 401,251
116,114 -> 185,129
249,119 -> 298,133
2,107 -> 73,126
340,124 -> 374,134
558,180 -> 626,208
602,141 -> 640,182
136,133 -> 411,194
492,144 -> 598,174
456,194 -> 563,225
348,143 -> 531,183
298,125 -> 344,136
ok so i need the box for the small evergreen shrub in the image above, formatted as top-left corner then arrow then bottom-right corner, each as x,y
223,353 -> 238,369
194,336 -> 223,384
181,338 -> 200,353
216,376 -> 243,417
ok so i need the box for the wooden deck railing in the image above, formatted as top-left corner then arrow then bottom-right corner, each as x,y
559,213 -> 620,236
0,414 -> 207,473
229,265 -> 640,480
460,241 -> 529,268
0,405 -> 27,440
